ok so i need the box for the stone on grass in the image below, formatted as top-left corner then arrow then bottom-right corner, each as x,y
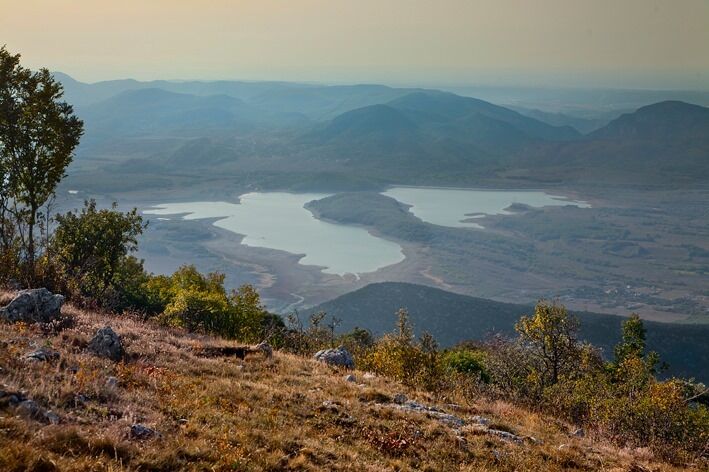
88,326 -> 124,361
44,410 -> 60,425
343,374 -> 356,383
106,376 -> 119,389
23,347 -> 60,362
0,288 -> 64,323
313,346 -> 354,369
16,400 -> 43,420
393,393 -> 408,404
15,399 -> 58,424
130,424 -> 159,440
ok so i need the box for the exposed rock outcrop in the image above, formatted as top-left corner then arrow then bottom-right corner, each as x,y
0,288 -> 64,323
313,346 -> 354,369
88,326 -> 124,361
130,423 -> 159,440
23,347 -> 60,362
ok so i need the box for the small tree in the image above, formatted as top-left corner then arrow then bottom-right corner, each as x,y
0,46 -> 83,282
51,200 -> 145,304
515,300 -> 580,389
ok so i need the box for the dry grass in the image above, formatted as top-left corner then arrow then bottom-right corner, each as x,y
0,296 -> 699,471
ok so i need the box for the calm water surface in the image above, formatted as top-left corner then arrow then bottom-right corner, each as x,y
144,192 -> 405,276
144,188 -> 590,275
382,187 -> 590,228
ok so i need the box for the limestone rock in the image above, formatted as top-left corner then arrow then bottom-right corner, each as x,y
0,288 -> 64,323
130,423 -> 159,440
23,347 -> 60,362
313,346 -> 354,369
88,326 -> 124,361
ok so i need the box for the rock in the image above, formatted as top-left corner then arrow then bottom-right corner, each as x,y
105,376 -> 119,389
44,410 -> 60,425
130,424 -> 159,440
16,400 -> 43,419
253,342 -> 273,358
393,393 -> 408,404
319,400 -> 340,412
23,347 -> 60,362
572,428 -> 585,437
15,399 -> 60,424
471,415 -> 491,426
384,399 -> 465,428
1,387 -> 25,406
343,374 -> 356,382
0,288 -> 64,323
487,428 -> 524,444
88,326 -> 124,361
313,346 -> 354,369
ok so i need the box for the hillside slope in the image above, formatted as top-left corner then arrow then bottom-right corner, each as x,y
0,292 -> 691,471
517,101 -> 709,183
310,282 -> 709,382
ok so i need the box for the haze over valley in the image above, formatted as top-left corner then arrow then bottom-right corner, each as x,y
3,2 -> 709,468
42,73 -> 707,327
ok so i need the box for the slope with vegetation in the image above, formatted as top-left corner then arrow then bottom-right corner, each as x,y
2,45 -> 709,470
0,290 -> 707,471
309,282 -> 709,382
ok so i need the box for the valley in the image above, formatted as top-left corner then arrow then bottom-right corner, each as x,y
81,184 -> 706,324
48,74 -> 709,327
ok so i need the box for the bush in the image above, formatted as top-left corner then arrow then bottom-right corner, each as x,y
441,349 -> 490,383
146,265 -> 281,342
50,200 -> 145,308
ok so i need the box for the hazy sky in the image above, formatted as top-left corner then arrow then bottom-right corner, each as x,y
2,0 -> 708,89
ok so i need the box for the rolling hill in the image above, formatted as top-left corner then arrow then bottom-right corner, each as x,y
55,71 -> 709,188
517,100 -> 709,183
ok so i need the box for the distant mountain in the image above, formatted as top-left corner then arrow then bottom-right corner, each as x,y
317,104 -> 419,141
299,91 -> 581,175
310,282 -> 709,381
79,88 -> 305,138
511,106 -> 610,134
53,72 -> 417,120
590,100 -> 709,141
55,71 -> 709,187
517,101 -> 709,183
387,91 -> 580,141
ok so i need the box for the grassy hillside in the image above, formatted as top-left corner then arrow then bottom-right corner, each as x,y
0,290 -> 695,471
310,282 -> 709,382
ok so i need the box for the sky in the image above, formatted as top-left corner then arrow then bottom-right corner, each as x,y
2,0 -> 708,90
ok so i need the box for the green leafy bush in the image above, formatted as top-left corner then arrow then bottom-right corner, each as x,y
50,200 -> 145,309
441,349 -> 490,383
146,265 -> 281,342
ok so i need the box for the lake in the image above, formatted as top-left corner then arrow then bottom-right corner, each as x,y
144,193 -> 405,276
382,187 -> 590,228
144,188 -> 590,276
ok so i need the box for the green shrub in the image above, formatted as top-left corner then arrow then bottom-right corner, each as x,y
145,265 -> 281,342
441,349 -> 490,383
51,200 -> 145,308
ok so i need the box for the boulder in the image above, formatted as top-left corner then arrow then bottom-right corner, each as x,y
0,288 -> 64,323
130,423 -> 159,440
105,376 -> 119,389
313,346 -> 354,369
88,326 -> 124,361
23,347 -> 60,362
15,399 -> 58,424
16,399 -> 43,420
